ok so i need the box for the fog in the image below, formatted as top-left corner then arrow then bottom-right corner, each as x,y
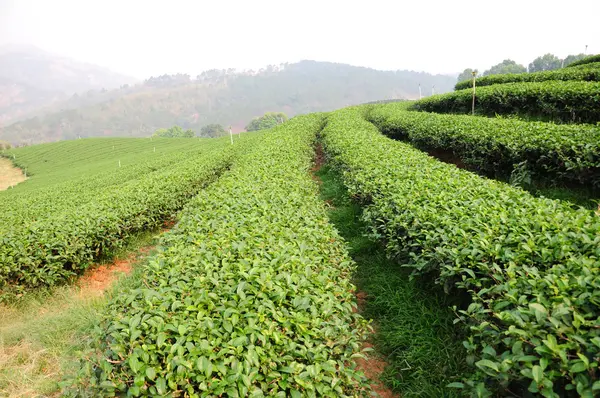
1,0 -> 599,78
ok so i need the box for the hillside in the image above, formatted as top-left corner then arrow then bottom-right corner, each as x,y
2,57 -> 600,396
0,60 -> 455,145
0,45 -> 137,127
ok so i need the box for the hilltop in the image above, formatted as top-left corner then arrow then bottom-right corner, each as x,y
0,45 -> 138,127
0,60 -> 455,145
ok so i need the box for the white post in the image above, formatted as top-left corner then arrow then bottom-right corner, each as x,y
229,126 -> 233,145
418,84 -> 422,99
471,71 -> 477,116
432,85 -> 435,96
585,44 -> 588,55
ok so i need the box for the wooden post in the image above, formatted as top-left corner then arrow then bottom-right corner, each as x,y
471,71 -> 477,116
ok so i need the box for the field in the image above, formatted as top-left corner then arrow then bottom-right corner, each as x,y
1,55 -> 600,397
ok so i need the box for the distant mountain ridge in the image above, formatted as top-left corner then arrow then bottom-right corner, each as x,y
0,58 -> 455,145
0,45 -> 138,126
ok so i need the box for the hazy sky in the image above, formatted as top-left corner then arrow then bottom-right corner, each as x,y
1,0 -> 598,79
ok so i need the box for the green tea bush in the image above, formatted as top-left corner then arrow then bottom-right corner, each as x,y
368,103 -> 600,187
415,81 -> 600,123
455,63 -> 600,90
321,107 -> 600,397
67,114 -> 369,397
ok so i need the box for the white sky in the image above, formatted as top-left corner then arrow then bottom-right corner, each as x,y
1,0 -> 598,79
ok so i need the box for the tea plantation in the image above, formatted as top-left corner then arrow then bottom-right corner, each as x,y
2,55 -> 600,397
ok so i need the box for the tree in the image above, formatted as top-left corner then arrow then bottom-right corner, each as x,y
0,140 -> 11,150
152,125 -> 195,138
245,112 -> 288,132
528,54 -> 561,72
483,59 -> 526,76
200,124 -> 226,137
563,53 -> 586,67
457,68 -> 478,84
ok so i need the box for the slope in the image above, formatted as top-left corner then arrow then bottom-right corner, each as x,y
0,61 -> 455,145
0,45 -> 138,126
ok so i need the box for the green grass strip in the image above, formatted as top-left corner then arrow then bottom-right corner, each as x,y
316,163 -> 468,397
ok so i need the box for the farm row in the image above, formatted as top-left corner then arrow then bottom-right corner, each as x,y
67,114 -> 370,397
0,138 -> 234,295
0,138 -> 226,228
455,62 -> 600,90
322,108 -> 600,396
368,102 -> 600,187
4,96 -> 599,396
415,80 -> 600,123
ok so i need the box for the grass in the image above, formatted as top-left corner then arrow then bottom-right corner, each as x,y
315,164 -> 469,397
532,184 -> 598,210
0,229 -> 161,397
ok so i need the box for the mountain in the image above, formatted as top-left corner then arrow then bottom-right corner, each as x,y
0,45 -> 137,126
0,60 -> 455,145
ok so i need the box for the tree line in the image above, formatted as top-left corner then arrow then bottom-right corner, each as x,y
153,112 -> 289,138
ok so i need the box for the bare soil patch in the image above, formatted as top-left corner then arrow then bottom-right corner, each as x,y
0,158 -> 27,190
77,245 -> 156,298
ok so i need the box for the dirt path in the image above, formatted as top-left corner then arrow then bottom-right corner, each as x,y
0,231 -> 166,397
312,142 -> 398,398
0,158 -> 27,190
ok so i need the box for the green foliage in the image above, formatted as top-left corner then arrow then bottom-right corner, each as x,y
200,123 -> 226,137
455,62 -> 600,90
66,114 -> 370,396
415,81 -> 600,123
457,69 -> 478,84
483,59 -> 526,76
152,125 -> 194,138
321,107 -> 600,397
528,53 -> 562,72
368,103 -> 600,187
0,138 -> 233,296
562,53 -> 586,67
245,112 -> 288,132
566,54 -> 600,68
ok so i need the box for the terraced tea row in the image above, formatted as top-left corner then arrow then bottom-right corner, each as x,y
0,138 -> 224,228
321,107 -> 600,397
566,54 -> 600,68
67,114 -> 369,397
455,62 -> 600,90
414,81 -> 600,123
368,103 -> 600,187
0,140 -> 233,295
